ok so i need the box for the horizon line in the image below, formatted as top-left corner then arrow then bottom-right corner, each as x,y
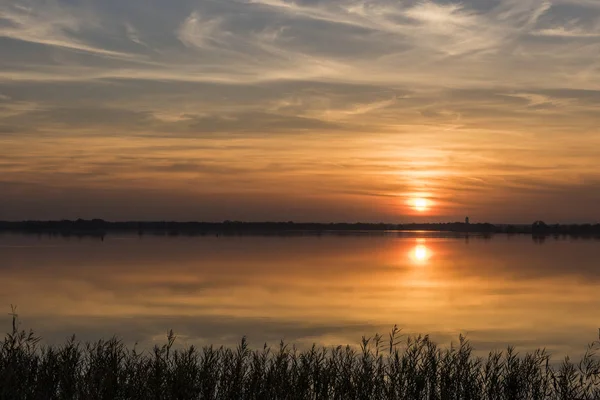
1,219 -> 599,226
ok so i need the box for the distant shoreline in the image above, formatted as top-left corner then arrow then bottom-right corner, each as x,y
1,219 -> 600,238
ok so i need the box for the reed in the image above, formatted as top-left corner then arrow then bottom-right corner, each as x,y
2,311 -> 599,400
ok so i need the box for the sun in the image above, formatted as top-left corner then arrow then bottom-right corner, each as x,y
413,198 -> 428,212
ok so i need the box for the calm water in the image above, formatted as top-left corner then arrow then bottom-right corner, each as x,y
1,233 -> 599,358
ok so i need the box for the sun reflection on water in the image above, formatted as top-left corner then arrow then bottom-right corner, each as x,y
410,243 -> 431,263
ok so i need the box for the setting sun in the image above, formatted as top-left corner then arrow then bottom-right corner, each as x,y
413,198 -> 428,212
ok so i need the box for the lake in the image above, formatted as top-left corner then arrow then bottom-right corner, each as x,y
1,232 -> 598,359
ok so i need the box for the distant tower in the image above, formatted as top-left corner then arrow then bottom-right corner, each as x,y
465,217 -> 470,224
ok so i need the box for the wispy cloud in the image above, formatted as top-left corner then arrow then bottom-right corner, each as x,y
0,1 -> 138,59
176,11 -> 224,49
1,0 -> 600,221
502,93 -> 575,108
532,22 -> 600,37
124,23 -> 147,47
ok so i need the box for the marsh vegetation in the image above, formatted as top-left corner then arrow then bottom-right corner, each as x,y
2,310 -> 599,400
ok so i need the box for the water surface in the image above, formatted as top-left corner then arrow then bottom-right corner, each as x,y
1,233 -> 598,358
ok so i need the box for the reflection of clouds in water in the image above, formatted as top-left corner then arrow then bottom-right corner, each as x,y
0,314 -> 388,349
1,234 -> 600,359
0,315 -> 594,364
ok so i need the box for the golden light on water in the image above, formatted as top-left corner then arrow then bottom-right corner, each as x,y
415,245 -> 427,260
411,244 -> 431,263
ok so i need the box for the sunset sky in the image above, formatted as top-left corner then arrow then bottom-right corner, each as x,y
1,0 -> 599,222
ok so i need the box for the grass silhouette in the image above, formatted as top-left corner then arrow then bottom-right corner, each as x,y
2,309 -> 599,399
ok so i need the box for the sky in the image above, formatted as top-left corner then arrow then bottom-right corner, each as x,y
1,0 -> 599,223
